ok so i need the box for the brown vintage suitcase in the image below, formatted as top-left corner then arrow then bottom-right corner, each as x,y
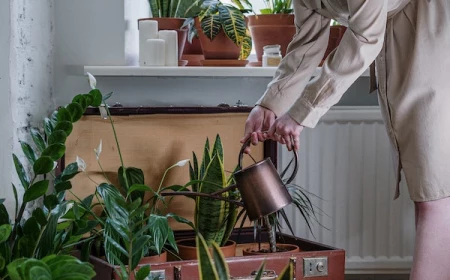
63,106 -> 345,280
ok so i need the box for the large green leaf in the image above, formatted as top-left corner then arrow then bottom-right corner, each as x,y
13,154 -> 30,189
147,215 -> 170,255
72,94 -> 88,111
211,242 -> 229,280
149,0 -> 160,17
54,121 -> 73,137
30,128 -> 46,153
200,14 -> 222,41
131,235 -> 151,269
66,102 -> 84,122
32,208 -> 48,227
20,141 -> 37,165
0,224 -> 12,243
89,89 -> 102,107
33,157 -> 54,175
57,107 -> 72,123
60,162 -> 79,181
239,33 -> 252,59
43,118 -> 55,137
135,265 -> 150,280
23,217 -> 40,240
47,130 -> 68,146
196,234 -> 218,280
23,180 -> 49,203
0,204 -> 9,226
43,195 -> 59,210
55,181 -> 72,193
42,143 -> 66,161
218,5 -> 247,45
118,167 -> 145,201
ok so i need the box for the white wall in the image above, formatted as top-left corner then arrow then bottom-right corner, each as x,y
0,1 -> 14,214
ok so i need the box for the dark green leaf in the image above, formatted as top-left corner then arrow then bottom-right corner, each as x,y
0,199 -> 3,204
23,217 -> 40,239
13,154 -> 30,189
211,242 -> 229,280
167,213 -> 195,229
0,204 -> 9,226
12,183 -> 18,219
218,5 -> 247,45
54,121 -> 73,137
33,208 -> 48,227
196,234 -> 218,280
23,180 -> 49,202
42,143 -> 66,161
277,262 -> 294,280
83,94 -> 93,106
136,265 -> 151,280
7,258 -> 27,280
74,220 -> 98,236
55,181 -> 72,193
81,194 -> 94,209
66,102 -> 84,122
48,130 -> 68,145
127,184 -> 152,197
44,195 -> 59,210
33,156 -> 55,175
0,224 -> 12,243
253,261 -> 266,280
89,89 -> 102,107
20,141 -> 37,164
57,107 -> 72,123
30,128 -> 46,153
61,162 -> 79,181
43,117 -> 55,136
0,255 -> 5,271
200,14 -> 221,41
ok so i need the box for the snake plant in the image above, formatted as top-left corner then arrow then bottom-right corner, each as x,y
188,135 -> 239,247
149,0 -> 202,18
184,0 -> 252,59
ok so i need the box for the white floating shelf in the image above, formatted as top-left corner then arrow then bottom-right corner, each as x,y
83,66 -> 370,78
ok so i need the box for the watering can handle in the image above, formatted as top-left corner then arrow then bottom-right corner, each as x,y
238,137 -> 299,185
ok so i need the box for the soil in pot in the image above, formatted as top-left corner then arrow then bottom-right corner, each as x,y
138,17 -> 188,61
240,243 -> 300,256
174,238 -> 237,260
194,18 -> 241,60
247,14 -> 296,62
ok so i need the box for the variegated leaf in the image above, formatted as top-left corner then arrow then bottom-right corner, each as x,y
239,32 -> 252,59
200,14 -> 222,41
218,5 -> 247,45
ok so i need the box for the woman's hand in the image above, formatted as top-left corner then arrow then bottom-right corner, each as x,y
240,105 -> 276,153
266,113 -> 303,151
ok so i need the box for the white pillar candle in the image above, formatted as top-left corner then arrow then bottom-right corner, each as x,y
142,39 -> 165,66
158,30 -> 178,66
139,20 -> 158,66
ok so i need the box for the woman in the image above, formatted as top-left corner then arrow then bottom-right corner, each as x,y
242,0 -> 450,279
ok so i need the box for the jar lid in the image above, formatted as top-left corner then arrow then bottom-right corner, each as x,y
263,44 -> 281,54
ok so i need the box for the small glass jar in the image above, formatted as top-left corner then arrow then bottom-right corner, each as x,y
262,45 -> 282,67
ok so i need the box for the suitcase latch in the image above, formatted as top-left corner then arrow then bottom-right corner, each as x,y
231,270 -> 278,280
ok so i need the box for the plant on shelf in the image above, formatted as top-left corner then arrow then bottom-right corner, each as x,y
0,84 -> 104,279
259,0 -> 292,14
184,0 -> 252,60
149,0 -> 202,18
75,73 -> 194,280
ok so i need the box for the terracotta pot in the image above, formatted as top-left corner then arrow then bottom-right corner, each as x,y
320,25 -> 347,65
182,37 -> 204,66
247,14 -> 296,62
176,238 -> 237,260
194,17 -> 240,60
138,17 -> 188,60
242,243 -> 300,256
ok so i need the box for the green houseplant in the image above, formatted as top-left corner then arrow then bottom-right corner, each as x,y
0,83 -> 105,279
184,0 -> 252,61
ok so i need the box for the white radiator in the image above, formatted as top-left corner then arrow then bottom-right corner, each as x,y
278,106 -> 415,274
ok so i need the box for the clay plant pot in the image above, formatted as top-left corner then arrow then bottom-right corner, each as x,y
320,25 -> 347,65
241,243 -> 300,256
182,37 -> 204,66
194,17 -> 241,60
247,14 -> 296,62
175,238 -> 237,260
138,17 -> 188,60
90,251 -> 167,280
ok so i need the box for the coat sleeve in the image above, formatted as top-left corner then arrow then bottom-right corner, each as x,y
256,0 -> 388,128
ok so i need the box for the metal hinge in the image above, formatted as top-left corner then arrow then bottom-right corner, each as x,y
148,269 -> 165,279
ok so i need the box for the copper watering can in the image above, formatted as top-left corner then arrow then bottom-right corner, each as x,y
162,139 -> 298,221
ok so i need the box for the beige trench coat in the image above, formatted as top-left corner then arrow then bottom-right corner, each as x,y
256,0 -> 450,202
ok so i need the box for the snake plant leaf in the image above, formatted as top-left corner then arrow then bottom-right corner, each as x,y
13,154 -> 30,189
23,180 -> 49,203
0,224 -> 12,243
218,5 -> 247,45
161,0 -> 170,17
277,262 -> 294,280
239,33 -> 252,59
47,130 -> 68,146
200,14 -> 222,41
66,102 -> 84,122
135,265 -> 151,280
30,128 -> 46,153
149,0 -> 160,17
211,135 -> 223,162
196,234 -> 219,280
211,242 -> 229,280
254,261 -> 266,280
20,141 -> 37,165
196,154 -> 227,245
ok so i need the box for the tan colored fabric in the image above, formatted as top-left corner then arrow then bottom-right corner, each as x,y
257,0 -> 450,201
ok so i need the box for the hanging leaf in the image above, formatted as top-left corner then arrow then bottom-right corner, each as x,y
0,224 -> 12,243
0,204 -> 9,226
47,130 -> 68,145
72,94 -> 88,111
211,242 -> 229,280
43,118 -> 55,136
23,180 -> 49,203
54,121 -> 73,137
239,33 -> 252,60
60,162 -> 79,181
66,102 -> 84,122
44,195 -> 59,210
41,143 -> 66,161
55,181 -> 72,193
218,5 -> 247,45
89,89 -> 103,107
13,154 -> 30,189
32,208 -> 48,227
20,141 -> 37,165
57,107 -> 72,123
33,156 -> 55,175
200,14 -> 222,41
30,128 -> 46,153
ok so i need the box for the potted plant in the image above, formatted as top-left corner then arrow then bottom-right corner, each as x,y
0,84 -> 105,279
184,0 -> 252,64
